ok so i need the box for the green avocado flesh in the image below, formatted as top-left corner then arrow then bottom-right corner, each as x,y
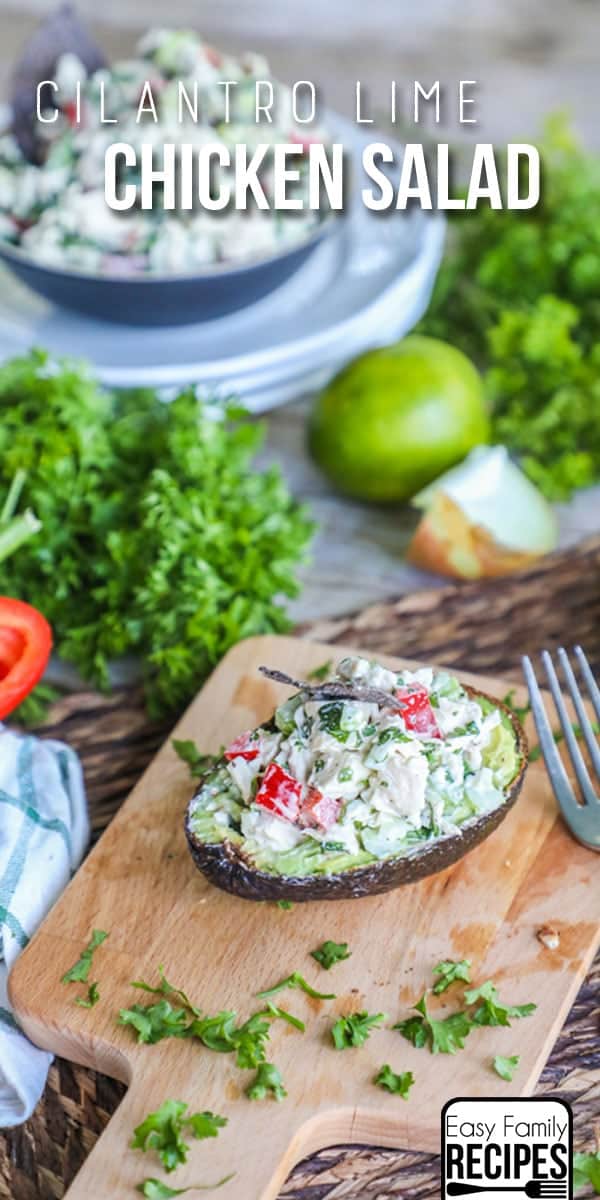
187,658 -> 522,880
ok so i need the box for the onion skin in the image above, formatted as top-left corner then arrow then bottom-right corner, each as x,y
407,493 -> 546,580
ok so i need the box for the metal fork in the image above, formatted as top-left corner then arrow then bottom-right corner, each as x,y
522,646 -> 600,851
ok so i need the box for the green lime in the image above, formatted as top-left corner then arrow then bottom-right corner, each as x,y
309,336 -> 490,502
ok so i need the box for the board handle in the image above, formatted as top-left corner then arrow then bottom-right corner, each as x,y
62,1064 -> 352,1200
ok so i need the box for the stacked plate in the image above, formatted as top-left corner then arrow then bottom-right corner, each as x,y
0,118 -> 445,408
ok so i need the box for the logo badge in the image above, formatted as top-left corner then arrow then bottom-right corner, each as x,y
443,1097 -> 572,1200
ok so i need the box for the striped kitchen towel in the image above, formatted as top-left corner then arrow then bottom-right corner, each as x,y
0,726 -> 88,1126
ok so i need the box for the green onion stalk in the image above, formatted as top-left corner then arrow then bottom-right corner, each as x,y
0,470 -> 41,564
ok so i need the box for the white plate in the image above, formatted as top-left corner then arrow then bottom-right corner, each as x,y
0,118 -> 445,406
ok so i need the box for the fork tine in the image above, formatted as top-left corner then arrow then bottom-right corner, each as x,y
574,645 -> 600,724
557,647 -> 600,780
542,650 -> 597,806
522,655 -> 579,818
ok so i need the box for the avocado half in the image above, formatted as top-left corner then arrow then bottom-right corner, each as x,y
184,687 -> 528,902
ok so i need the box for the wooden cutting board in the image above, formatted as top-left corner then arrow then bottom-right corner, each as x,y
9,635 -> 600,1200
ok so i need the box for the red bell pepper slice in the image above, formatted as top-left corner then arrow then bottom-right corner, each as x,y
224,731 -> 260,762
255,762 -> 302,822
0,597 -> 52,720
396,685 -> 442,739
299,786 -> 341,833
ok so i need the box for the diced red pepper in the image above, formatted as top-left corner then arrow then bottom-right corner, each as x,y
396,685 -> 442,739
255,763 -> 301,822
298,786 -> 341,833
0,597 -> 52,720
63,100 -> 79,126
224,731 -> 260,762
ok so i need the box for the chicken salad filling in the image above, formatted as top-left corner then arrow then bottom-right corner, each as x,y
187,656 -> 522,877
0,29 -> 329,276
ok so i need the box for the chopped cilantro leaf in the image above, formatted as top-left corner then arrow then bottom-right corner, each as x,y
172,740 -> 217,779
61,930 -> 108,985
119,1000 -> 191,1045
574,1151 -> 600,1194
245,1062 -> 287,1102
493,1054 -> 521,1081
311,941 -> 351,971
260,1002 -> 305,1032
276,900 -> 293,911
432,959 -> 472,995
131,965 -> 201,1016
465,981 -> 537,1027
257,972 -> 335,1001
374,1065 -> 414,1098
131,1099 -> 227,1173
331,1011 -> 386,1049
395,995 -> 472,1055
75,982 -> 100,1008
307,660 -> 333,681
137,1175 -> 234,1198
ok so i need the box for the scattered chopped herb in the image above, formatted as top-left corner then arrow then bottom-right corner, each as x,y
131,1100 -> 227,1173
228,1014 -> 271,1070
119,1000 -> 191,1045
307,660 -> 333,681
137,1175 -> 234,1198
259,1002 -> 305,1032
395,995 -> 472,1055
374,1065 -> 415,1099
432,960 -> 472,995
378,727 -> 410,745
502,691 -> 532,723
574,1150 -> 600,1194
74,982 -> 100,1008
493,1054 -> 521,1081
277,900 -> 293,911
338,766 -> 353,782
172,740 -> 217,779
131,966 -> 202,1017
465,982 -> 537,1027
331,1011 -> 386,1050
257,972 -> 335,1001
245,1062 -> 287,1102
62,930 -> 109,985
317,702 -> 349,743
320,841 -> 346,852
448,722 -> 479,738
311,941 -> 351,971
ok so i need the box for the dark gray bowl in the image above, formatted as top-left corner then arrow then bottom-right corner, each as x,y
0,219 -> 334,326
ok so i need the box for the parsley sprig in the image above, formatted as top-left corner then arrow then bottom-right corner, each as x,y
131,1100 -> 226,1173
395,995 -> 473,1055
61,929 -> 109,1007
432,959 -> 471,995
137,1176 -> 234,1198
311,941 -> 351,970
256,972 -> 335,1001
245,1062 -> 287,1102
493,1054 -> 520,1081
331,1011 -> 386,1049
374,1065 -> 415,1099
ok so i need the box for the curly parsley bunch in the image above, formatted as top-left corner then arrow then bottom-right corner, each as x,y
0,350 -> 313,715
419,115 -> 600,498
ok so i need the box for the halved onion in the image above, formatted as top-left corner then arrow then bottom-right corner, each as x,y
407,446 -> 558,579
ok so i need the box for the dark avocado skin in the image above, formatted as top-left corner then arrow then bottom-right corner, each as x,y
184,688 -> 528,902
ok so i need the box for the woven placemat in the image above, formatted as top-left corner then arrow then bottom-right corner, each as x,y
1,535 -> 599,1200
